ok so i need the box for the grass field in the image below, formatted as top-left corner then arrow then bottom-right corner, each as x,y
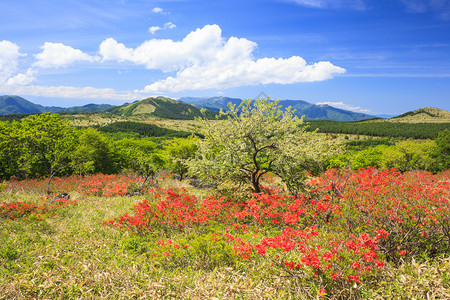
1,170 -> 449,299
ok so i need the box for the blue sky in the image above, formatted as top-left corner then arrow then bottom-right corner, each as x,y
0,0 -> 449,115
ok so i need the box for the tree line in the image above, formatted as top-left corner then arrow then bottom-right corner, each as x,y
0,102 -> 449,195
305,120 -> 450,139
330,131 -> 450,173
97,121 -> 196,138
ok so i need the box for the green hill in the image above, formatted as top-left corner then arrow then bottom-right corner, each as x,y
107,97 -> 218,120
389,107 -> 450,123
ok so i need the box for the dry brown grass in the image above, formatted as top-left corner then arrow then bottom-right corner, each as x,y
368,107 -> 450,123
61,114 -> 126,127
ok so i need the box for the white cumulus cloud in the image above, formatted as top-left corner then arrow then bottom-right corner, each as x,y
0,40 -> 26,83
143,58 -> 345,93
100,25 -> 236,72
152,7 -> 163,13
7,68 -> 36,86
99,24 -> 345,93
34,42 -> 98,69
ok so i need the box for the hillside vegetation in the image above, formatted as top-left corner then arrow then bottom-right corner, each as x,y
0,99 -> 449,299
389,107 -> 450,123
97,121 -> 197,139
107,97 -> 218,120
304,106 -> 449,140
306,120 -> 449,139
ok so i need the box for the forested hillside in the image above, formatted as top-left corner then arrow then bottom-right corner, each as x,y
107,97 -> 218,120
180,96 -> 375,121
0,95 -> 63,115
306,120 -> 450,139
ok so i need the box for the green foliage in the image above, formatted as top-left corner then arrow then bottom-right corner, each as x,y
336,139 -> 443,173
345,137 -> 395,151
0,113 -> 36,122
0,113 -> 78,192
352,145 -> 387,170
189,98 -> 340,194
113,139 -> 168,188
0,113 -> 205,185
433,129 -> 450,170
71,127 -> 118,175
165,137 -> 198,181
381,140 -> 437,172
0,120 -> 22,179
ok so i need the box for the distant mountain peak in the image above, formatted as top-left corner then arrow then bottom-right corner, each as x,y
179,96 -> 375,121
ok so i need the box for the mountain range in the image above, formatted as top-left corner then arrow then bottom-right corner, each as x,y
179,96 -> 376,121
0,95 -> 114,115
2,94 -> 436,122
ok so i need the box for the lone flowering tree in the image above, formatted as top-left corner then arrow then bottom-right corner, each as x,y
188,98 -> 340,194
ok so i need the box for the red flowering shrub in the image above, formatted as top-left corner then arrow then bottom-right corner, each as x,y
313,167 -> 450,261
5,173 -> 147,197
0,197 -> 77,220
77,174 -> 137,197
103,167 -> 449,296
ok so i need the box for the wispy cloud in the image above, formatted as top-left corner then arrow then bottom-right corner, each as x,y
342,73 -> 450,78
287,0 -> 366,10
399,0 -> 450,20
316,101 -> 371,113
0,84 -> 141,101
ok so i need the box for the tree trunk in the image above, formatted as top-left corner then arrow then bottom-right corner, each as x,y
46,170 -> 55,195
251,172 -> 261,193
